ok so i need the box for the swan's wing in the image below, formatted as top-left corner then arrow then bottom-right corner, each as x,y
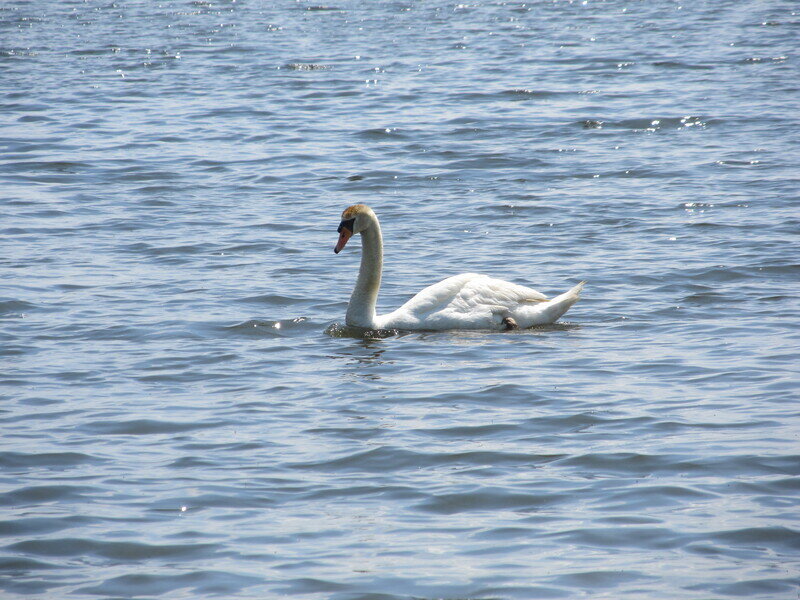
376,273 -> 548,329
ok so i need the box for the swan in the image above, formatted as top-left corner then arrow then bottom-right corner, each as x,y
334,204 -> 584,331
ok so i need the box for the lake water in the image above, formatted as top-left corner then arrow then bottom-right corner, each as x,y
2,1 -> 799,598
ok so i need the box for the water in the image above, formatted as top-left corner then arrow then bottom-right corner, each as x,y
2,0 -> 799,598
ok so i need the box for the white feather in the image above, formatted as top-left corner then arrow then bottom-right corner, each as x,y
376,275 -> 583,330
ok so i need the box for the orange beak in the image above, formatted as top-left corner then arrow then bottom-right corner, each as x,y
334,227 -> 352,254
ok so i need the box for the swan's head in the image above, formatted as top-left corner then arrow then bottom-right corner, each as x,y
334,204 -> 374,254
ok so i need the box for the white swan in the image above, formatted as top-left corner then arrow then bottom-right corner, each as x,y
334,204 -> 584,331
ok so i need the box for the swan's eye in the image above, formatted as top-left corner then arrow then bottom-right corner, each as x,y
338,218 -> 356,233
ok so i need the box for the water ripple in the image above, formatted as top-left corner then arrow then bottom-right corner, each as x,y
1,0 -> 798,598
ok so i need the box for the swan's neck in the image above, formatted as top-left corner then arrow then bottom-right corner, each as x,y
346,220 -> 383,328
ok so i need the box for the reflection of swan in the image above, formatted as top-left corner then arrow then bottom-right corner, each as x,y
334,204 -> 584,331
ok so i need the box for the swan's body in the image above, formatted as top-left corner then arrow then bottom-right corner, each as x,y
334,204 -> 584,331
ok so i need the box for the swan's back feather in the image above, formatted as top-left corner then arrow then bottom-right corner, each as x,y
375,273 -> 579,330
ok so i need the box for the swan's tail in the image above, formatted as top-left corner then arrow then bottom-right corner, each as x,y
519,281 -> 585,327
551,280 -> 585,307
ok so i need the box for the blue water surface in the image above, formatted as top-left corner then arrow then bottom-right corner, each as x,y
1,1 -> 799,598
